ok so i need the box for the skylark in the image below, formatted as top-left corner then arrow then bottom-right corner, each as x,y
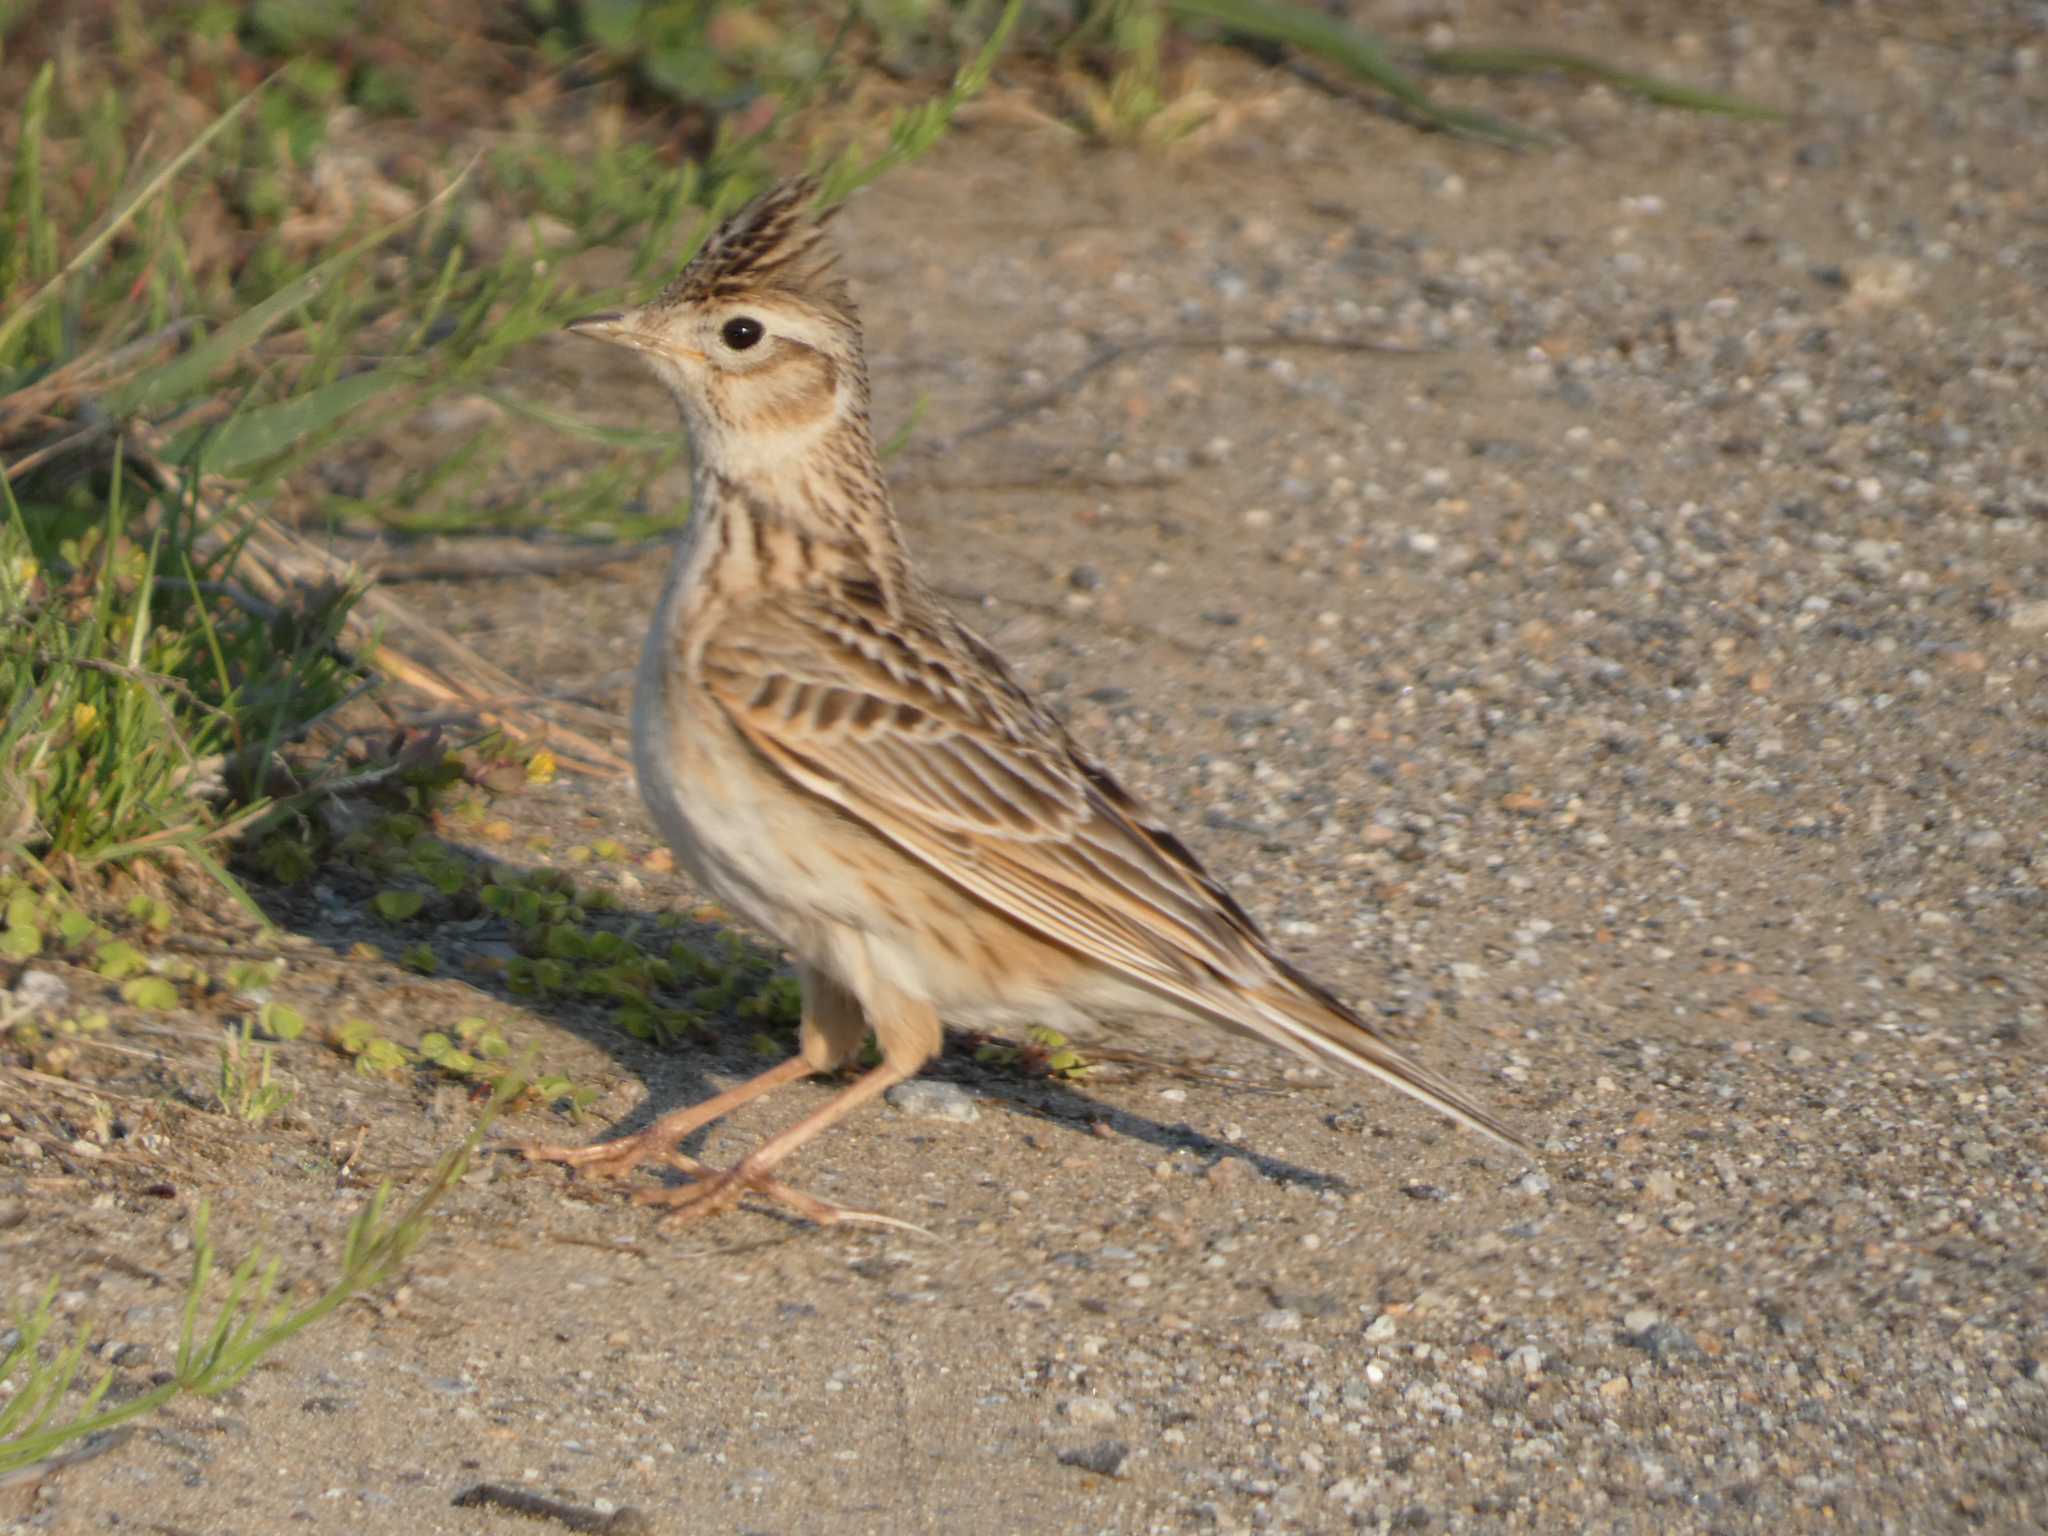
527,179 -> 1522,1226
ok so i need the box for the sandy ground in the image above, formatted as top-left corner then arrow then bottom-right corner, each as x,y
6,5 -> 2047,1533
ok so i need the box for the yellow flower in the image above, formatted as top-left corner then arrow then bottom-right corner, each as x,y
72,702 -> 98,734
525,748 -> 558,786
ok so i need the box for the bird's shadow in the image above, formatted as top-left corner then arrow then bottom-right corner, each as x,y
249,832 -> 1349,1198
916,1054 -> 1348,1193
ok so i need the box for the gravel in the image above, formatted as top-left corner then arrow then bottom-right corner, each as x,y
12,9 -> 2047,1535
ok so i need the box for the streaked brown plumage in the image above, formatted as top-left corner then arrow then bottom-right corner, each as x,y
527,179 -> 1524,1226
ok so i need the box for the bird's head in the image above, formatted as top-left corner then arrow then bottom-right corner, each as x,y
567,178 -> 870,479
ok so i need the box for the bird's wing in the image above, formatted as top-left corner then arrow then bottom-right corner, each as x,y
700,585 -> 1522,1149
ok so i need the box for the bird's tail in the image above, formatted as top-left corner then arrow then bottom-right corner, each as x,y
1235,963 -> 1528,1152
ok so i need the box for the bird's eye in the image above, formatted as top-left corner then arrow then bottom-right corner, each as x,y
721,316 -> 765,351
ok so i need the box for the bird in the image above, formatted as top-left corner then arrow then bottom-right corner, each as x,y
524,177 -> 1523,1227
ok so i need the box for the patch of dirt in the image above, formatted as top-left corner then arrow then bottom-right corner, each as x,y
7,8 -> 2047,1534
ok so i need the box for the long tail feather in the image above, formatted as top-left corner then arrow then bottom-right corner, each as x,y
1237,977 -> 1529,1152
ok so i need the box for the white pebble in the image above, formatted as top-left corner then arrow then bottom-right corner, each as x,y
1063,1396 -> 1119,1426
885,1080 -> 980,1122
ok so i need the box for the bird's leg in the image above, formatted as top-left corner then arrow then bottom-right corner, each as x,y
522,963 -> 870,1178
640,981 -> 941,1229
635,1058 -> 915,1226
520,1054 -> 816,1177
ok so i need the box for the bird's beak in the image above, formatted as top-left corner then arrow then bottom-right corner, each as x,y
565,309 -> 703,363
566,310 -> 631,341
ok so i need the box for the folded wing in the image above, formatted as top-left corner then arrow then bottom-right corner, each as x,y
700,586 -> 1522,1150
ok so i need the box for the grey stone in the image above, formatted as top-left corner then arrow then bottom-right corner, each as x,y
884,1080 -> 981,1122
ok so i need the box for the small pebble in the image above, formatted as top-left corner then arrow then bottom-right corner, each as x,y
11,968 -> 68,1013
1063,1396 -> 1119,1427
1056,1440 -> 1130,1477
1634,1322 -> 1698,1364
885,1081 -> 980,1122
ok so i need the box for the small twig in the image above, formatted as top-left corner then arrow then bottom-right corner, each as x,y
361,643 -> 626,770
937,346 -> 1128,447
91,798 -> 271,860
450,1484 -> 652,1534
395,671 -> 628,722
123,439 -> 631,777
0,1429 -> 134,1493
5,1065 -> 157,1103
136,942 -> 302,963
0,320 -> 199,441
928,331 -> 1438,450
370,544 -> 668,584
4,421 -> 118,481
291,753 -> 428,801
149,577 -> 283,624
398,698 -> 615,733
8,649 -> 213,776
903,472 -> 1185,495
345,588 -> 630,772
14,649 -> 238,732
546,1233 -> 650,1260
73,1249 -> 170,1287
69,1034 -> 183,1065
334,1124 -> 369,1181
279,676 -> 381,747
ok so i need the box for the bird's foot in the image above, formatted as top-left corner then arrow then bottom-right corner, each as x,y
637,1151 -> 929,1235
517,1126 -> 670,1180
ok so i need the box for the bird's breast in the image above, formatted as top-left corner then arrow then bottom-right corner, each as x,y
630,631 -> 859,957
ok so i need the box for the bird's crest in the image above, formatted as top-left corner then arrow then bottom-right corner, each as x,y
655,177 -> 850,318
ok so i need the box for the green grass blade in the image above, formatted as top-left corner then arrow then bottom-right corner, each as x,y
113,252 -> 351,416
171,369 -> 408,474
178,553 -> 239,726
880,393 -> 929,461
0,62 -> 54,311
1167,0 -> 1541,145
110,273 -> 336,416
398,242 -> 465,356
118,158 -> 480,418
818,0 -> 1028,203
705,5 -> 860,185
0,1081 -> 509,1477
178,841 -> 268,925
481,389 -> 678,450
1422,46 -> 1785,118
172,1203 -> 215,1382
0,71 -> 277,359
